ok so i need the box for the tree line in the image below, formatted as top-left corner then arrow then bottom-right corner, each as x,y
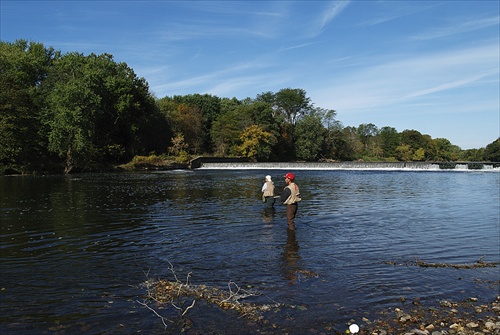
1,40 -> 499,174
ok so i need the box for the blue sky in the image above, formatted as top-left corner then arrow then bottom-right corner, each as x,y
1,1 -> 499,149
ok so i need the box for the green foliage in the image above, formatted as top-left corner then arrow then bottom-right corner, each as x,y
39,52 -> 168,172
273,88 -> 313,125
119,154 -> 186,170
1,40 -> 170,173
412,148 -> 426,161
396,144 -> 413,161
295,114 -> 325,161
458,148 -> 484,161
357,123 -> 379,150
433,138 -> 460,161
210,108 -> 250,156
41,52 -> 101,172
1,39 -> 494,174
379,126 -> 400,158
484,138 -> 500,161
0,40 -> 59,172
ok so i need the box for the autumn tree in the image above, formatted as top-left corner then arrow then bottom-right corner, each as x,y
170,94 -> 221,153
170,103 -> 203,154
235,124 -> 276,161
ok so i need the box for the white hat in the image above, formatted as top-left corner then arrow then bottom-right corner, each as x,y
265,175 -> 272,181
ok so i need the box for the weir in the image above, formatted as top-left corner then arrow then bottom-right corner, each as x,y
194,160 -> 500,171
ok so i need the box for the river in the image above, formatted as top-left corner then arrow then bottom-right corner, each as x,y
1,168 -> 499,334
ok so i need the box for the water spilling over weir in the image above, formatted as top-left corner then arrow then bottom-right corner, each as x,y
194,160 -> 500,171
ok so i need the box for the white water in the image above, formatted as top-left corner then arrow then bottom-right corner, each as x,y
199,161 -> 500,171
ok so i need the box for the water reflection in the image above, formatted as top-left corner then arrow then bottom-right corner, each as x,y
262,207 -> 276,223
281,229 -> 301,284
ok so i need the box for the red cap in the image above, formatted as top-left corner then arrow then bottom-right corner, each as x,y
284,172 -> 295,180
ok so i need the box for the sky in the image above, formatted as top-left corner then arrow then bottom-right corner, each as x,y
1,0 -> 499,150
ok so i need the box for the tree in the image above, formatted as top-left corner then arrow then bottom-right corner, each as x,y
273,88 -> 313,125
162,102 -> 203,154
434,138 -> 460,161
339,127 -> 363,160
0,40 -> 59,172
459,148 -> 485,161
210,108 -> 251,156
41,52 -> 100,173
412,148 -> 425,161
378,126 -> 400,158
235,125 -> 276,161
41,52 -> 165,172
396,144 -> 413,161
169,134 -> 188,156
171,94 -> 221,153
357,123 -> 379,152
295,113 -> 325,161
322,110 -> 347,160
484,138 -> 500,162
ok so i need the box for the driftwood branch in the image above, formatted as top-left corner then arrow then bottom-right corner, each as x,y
136,299 -> 171,329
138,262 -> 278,327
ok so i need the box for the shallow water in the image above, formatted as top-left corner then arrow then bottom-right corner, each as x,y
1,169 -> 499,334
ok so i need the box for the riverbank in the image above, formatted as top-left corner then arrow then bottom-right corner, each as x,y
115,155 -> 189,171
116,155 -> 250,171
145,277 -> 499,334
353,295 -> 500,335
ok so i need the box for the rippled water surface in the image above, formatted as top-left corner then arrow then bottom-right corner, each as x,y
1,169 -> 499,334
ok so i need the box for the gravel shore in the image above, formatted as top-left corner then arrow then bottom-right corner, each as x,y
351,296 -> 500,335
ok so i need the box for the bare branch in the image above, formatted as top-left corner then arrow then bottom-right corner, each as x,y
136,300 -> 170,329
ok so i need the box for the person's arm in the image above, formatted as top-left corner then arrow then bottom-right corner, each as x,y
280,187 -> 291,203
262,183 -> 267,193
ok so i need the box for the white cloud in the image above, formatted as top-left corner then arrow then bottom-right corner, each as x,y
312,42 -> 499,111
312,0 -> 350,36
413,15 -> 500,40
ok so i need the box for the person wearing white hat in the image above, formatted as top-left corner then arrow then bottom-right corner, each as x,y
261,175 -> 275,208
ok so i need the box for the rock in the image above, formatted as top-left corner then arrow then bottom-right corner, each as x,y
440,301 -> 453,308
466,322 -> 479,328
484,321 -> 495,329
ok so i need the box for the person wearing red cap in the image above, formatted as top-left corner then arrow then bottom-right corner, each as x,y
280,172 -> 301,230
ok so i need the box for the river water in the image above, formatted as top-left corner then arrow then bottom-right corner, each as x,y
1,168 -> 499,334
